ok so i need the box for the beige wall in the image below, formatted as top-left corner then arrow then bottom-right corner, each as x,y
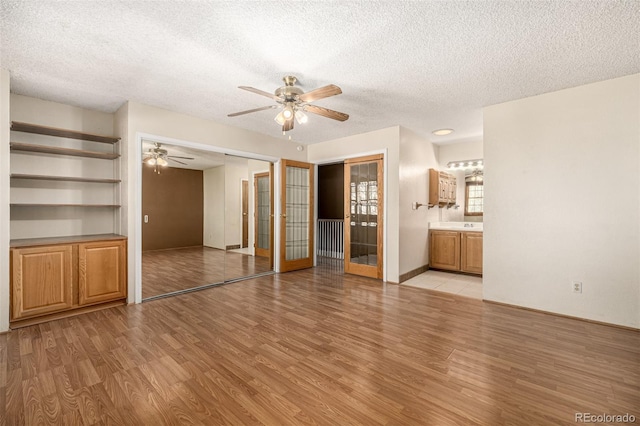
308,126 -> 400,282
224,156 -> 249,247
398,127 -> 440,276
203,166 -> 225,250
484,74 -> 640,328
0,69 -> 10,332
437,139 -> 483,169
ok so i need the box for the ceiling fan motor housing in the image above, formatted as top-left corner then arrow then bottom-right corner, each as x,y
275,80 -> 304,101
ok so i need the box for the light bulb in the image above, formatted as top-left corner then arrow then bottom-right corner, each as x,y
283,106 -> 293,119
147,157 -> 157,166
274,111 -> 286,125
157,157 -> 168,167
295,110 -> 308,124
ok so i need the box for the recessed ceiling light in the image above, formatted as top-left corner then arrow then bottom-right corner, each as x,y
432,128 -> 454,136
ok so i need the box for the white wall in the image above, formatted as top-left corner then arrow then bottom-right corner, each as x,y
484,74 -> 640,329
0,69 -> 10,332
203,166 -> 225,249
308,126 -> 399,282
398,127 -> 440,276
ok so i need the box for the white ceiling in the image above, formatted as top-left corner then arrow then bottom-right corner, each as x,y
1,1 -> 638,145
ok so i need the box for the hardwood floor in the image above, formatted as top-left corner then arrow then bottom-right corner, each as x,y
142,246 -> 272,299
1,260 -> 638,425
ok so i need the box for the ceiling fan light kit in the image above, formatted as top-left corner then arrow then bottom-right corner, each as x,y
229,75 -> 349,134
143,143 -> 194,174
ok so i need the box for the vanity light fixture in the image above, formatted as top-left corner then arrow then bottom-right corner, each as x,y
432,128 -> 454,136
447,159 -> 483,170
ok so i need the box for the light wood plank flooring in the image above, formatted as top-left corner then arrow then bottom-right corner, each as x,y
1,261 -> 638,425
142,246 -> 272,299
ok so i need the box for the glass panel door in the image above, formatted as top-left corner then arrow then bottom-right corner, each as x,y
280,160 -> 314,272
254,171 -> 272,263
344,155 -> 383,279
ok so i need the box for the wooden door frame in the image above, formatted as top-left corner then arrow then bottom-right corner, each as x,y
344,154 -> 384,279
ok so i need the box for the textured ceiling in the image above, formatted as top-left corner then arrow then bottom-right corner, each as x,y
1,1 -> 639,145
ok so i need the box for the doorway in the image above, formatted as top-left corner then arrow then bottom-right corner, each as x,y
316,154 -> 384,280
344,154 -> 384,279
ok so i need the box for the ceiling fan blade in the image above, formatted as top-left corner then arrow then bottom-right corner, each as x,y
283,118 -> 294,132
238,86 -> 281,102
304,105 -> 349,122
228,105 -> 278,117
168,158 -> 188,165
167,155 -> 195,160
298,84 -> 342,102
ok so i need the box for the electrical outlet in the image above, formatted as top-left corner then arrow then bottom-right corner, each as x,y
572,281 -> 582,293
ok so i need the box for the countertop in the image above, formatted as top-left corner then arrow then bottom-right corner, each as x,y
429,222 -> 483,232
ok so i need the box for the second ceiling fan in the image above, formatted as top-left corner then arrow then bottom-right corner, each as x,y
228,75 -> 349,133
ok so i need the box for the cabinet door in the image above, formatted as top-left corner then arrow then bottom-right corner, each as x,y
449,177 -> 457,203
461,232 -> 483,274
78,240 -> 127,305
11,245 -> 74,320
430,231 -> 461,271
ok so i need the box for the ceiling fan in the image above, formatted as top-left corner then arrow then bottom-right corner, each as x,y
228,75 -> 349,133
143,143 -> 194,174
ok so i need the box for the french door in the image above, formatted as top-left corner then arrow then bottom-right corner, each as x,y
344,154 -> 383,279
254,171 -> 272,261
279,160 -> 314,272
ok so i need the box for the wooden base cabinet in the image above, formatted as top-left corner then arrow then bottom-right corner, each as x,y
461,232 -> 483,274
429,231 -> 461,271
10,235 -> 127,325
430,230 -> 482,275
10,245 -> 74,320
79,240 -> 127,306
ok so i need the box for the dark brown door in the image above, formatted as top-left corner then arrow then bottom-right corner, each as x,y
344,154 -> 383,279
279,160 -> 314,272
242,180 -> 248,248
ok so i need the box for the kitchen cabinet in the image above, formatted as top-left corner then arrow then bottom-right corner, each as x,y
430,230 -> 482,275
10,235 -> 127,326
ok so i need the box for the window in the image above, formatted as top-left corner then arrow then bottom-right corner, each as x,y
465,182 -> 483,216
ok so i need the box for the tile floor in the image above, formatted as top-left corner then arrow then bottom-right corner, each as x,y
401,270 -> 483,300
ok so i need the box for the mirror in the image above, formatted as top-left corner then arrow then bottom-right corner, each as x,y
224,155 -> 273,281
141,143 -> 275,301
